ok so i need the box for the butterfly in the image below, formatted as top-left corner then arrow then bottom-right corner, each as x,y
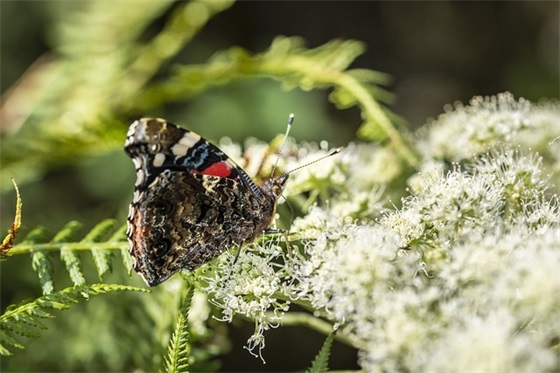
124,118 -> 288,286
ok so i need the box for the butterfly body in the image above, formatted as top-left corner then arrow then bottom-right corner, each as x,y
125,118 -> 287,286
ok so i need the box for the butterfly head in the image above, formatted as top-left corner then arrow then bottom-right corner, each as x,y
267,173 -> 290,199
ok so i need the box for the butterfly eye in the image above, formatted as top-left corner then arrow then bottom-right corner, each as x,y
153,238 -> 171,257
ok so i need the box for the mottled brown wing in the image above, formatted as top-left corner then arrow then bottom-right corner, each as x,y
128,169 -> 275,286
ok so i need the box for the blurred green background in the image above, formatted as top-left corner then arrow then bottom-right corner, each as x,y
0,1 -> 558,371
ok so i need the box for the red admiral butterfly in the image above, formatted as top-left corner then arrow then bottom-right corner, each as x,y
125,118 -> 289,286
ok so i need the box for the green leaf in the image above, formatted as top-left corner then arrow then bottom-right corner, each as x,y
25,227 -> 55,295
0,283 -> 149,356
20,226 -> 50,244
306,333 -> 335,373
82,219 -> 118,280
54,222 -> 87,287
162,286 -> 194,373
81,219 -> 117,242
51,221 -> 83,243
8,220 -> 133,291
0,330 -> 24,354
112,225 -> 134,277
60,245 -> 86,287
31,250 -> 55,294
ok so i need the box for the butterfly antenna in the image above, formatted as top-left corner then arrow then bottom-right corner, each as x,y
283,147 -> 343,176
270,113 -> 294,177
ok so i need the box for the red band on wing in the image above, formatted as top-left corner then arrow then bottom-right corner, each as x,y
200,161 -> 233,178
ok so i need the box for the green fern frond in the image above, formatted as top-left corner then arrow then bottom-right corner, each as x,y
60,248 -> 86,287
162,286 -> 194,373
306,333 -> 335,373
21,226 -> 51,244
0,283 -> 148,356
140,36 -> 417,166
8,220 -> 130,293
22,227 -> 55,295
82,219 -> 117,280
56,221 -> 86,287
112,225 -> 135,277
31,250 -> 55,295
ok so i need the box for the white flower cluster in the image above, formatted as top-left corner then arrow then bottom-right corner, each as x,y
200,236 -> 293,362
199,93 -> 559,371
288,149 -> 558,372
417,92 -> 558,160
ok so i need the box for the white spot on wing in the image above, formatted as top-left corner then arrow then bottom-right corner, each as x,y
132,157 -> 142,169
126,120 -> 139,138
171,143 -> 189,156
135,169 -> 145,186
153,153 -> 165,167
179,132 -> 200,146
171,132 -> 200,156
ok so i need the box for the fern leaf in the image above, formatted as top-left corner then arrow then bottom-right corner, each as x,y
82,219 -> 118,279
108,224 -> 127,242
0,283 -> 148,356
24,227 -> 55,295
0,330 -> 24,354
112,225 -> 134,275
91,245 -> 113,280
51,221 -> 84,287
306,333 -> 335,373
1,317 -> 44,339
52,221 -> 85,286
81,219 -> 117,242
9,221 -> 133,291
21,226 -> 50,244
0,0 -> 235,193
162,286 -> 194,373
31,251 -> 54,295
60,245 -> 86,287
51,221 -> 83,243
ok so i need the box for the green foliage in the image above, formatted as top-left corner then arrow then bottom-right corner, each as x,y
162,286 -> 194,373
306,333 -> 334,373
11,220 -> 128,295
0,283 -> 148,356
141,36 -> 415,164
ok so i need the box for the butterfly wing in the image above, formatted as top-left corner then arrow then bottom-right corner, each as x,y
124,118 -> 244,184
125,118 -> 276,286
